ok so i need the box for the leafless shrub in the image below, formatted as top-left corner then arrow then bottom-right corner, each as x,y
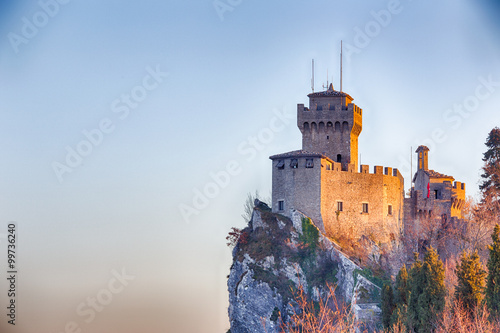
280,284 -> 360,333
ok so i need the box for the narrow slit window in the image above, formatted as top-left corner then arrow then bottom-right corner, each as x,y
388,205 -> 393,216
362,203 -> 369,214
337,201 -> 343,212
278,200 -> 284,211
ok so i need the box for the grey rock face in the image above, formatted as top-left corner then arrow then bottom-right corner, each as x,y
228,208 -> 381,332
228,255 -> 283,333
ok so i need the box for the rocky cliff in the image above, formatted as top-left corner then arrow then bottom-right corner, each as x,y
227,204 -> 382,332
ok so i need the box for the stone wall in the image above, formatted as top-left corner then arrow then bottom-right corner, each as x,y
297,96 -> 362,169
321,163 -> 404,243
270,152 -> 404,242
271,153 -> 324,231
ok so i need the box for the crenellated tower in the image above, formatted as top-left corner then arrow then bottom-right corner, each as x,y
297,83 -> 362,170
270,81 -> 403,241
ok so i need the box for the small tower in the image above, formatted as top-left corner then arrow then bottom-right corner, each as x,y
416,146 -> 429,171
297,83 -> 362,169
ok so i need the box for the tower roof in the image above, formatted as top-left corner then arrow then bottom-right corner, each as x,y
426,169 -> 454,180
415,145 -> 430,153
269,150 -> 333,162
307,83 -> 353,99
412,169 -> 455,183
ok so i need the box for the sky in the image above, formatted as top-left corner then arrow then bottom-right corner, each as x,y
0,1 -> 499,332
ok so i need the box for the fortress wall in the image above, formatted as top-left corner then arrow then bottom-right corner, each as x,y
320,164 -> 404,242
403,187 -> 455,238
452,181 -> 466,201
393,168 -> 404,186
451,181 -> 466,219
271,156 -> 324,231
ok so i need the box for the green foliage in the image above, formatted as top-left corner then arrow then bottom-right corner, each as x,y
480,127 -> 500,194
407,247 -> 446,333
479,128 -> 500,221
351,268 -> 382,304
387,265 -> 410,329
390,303 -> 408,330
270,307 -> 280,322
299,217 -> 319,253
357,286 -> 371,303
236,209 -> 293,262
381,284 -> 395,329
306,257 -> 338,287
395,264 -> 408,305
290,243 -> 338,292
354,267 -> 389,289
249,263 -> 295,302
454,250 -> 486,313
486,224 -> 500,317
236,210 -> 342,307
292,217 -> 329,290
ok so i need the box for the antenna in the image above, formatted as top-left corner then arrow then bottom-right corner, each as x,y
323,68 -> 329,90
311,59 -> 314,93
340,40 -> 343,93
410,146 -> 413,188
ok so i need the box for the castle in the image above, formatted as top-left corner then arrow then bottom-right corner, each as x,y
270,83 -> 466,243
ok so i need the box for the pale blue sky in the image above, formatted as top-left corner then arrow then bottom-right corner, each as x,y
0,1 -> 499,332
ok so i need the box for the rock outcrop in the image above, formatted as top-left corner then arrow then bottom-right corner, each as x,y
228,207 -> 382,332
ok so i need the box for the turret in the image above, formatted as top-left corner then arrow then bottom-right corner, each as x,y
416,145 -> 429,171
297,84 -> 362,170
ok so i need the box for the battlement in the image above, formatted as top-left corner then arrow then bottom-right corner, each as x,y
271,154 -> 403,182
358,164 -> 402,179
297,103 -> 362,115
348,103 -> 362,116
270,82 -> 468,246
297,89 -> 363,169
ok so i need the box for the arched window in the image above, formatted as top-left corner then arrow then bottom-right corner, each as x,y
303,122 -> 310,131
335,121 -> 340,131
337,154 -> 342,163
342,121 -> 349,132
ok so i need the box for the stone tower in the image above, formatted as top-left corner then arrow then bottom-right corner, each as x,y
297,83 -> 362,169
416,145 -> 429,171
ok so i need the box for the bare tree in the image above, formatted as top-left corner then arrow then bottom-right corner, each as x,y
241,190 -> 271,222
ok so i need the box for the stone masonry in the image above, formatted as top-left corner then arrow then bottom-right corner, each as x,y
270,84 -> 465,243
404,145 -> 466,237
